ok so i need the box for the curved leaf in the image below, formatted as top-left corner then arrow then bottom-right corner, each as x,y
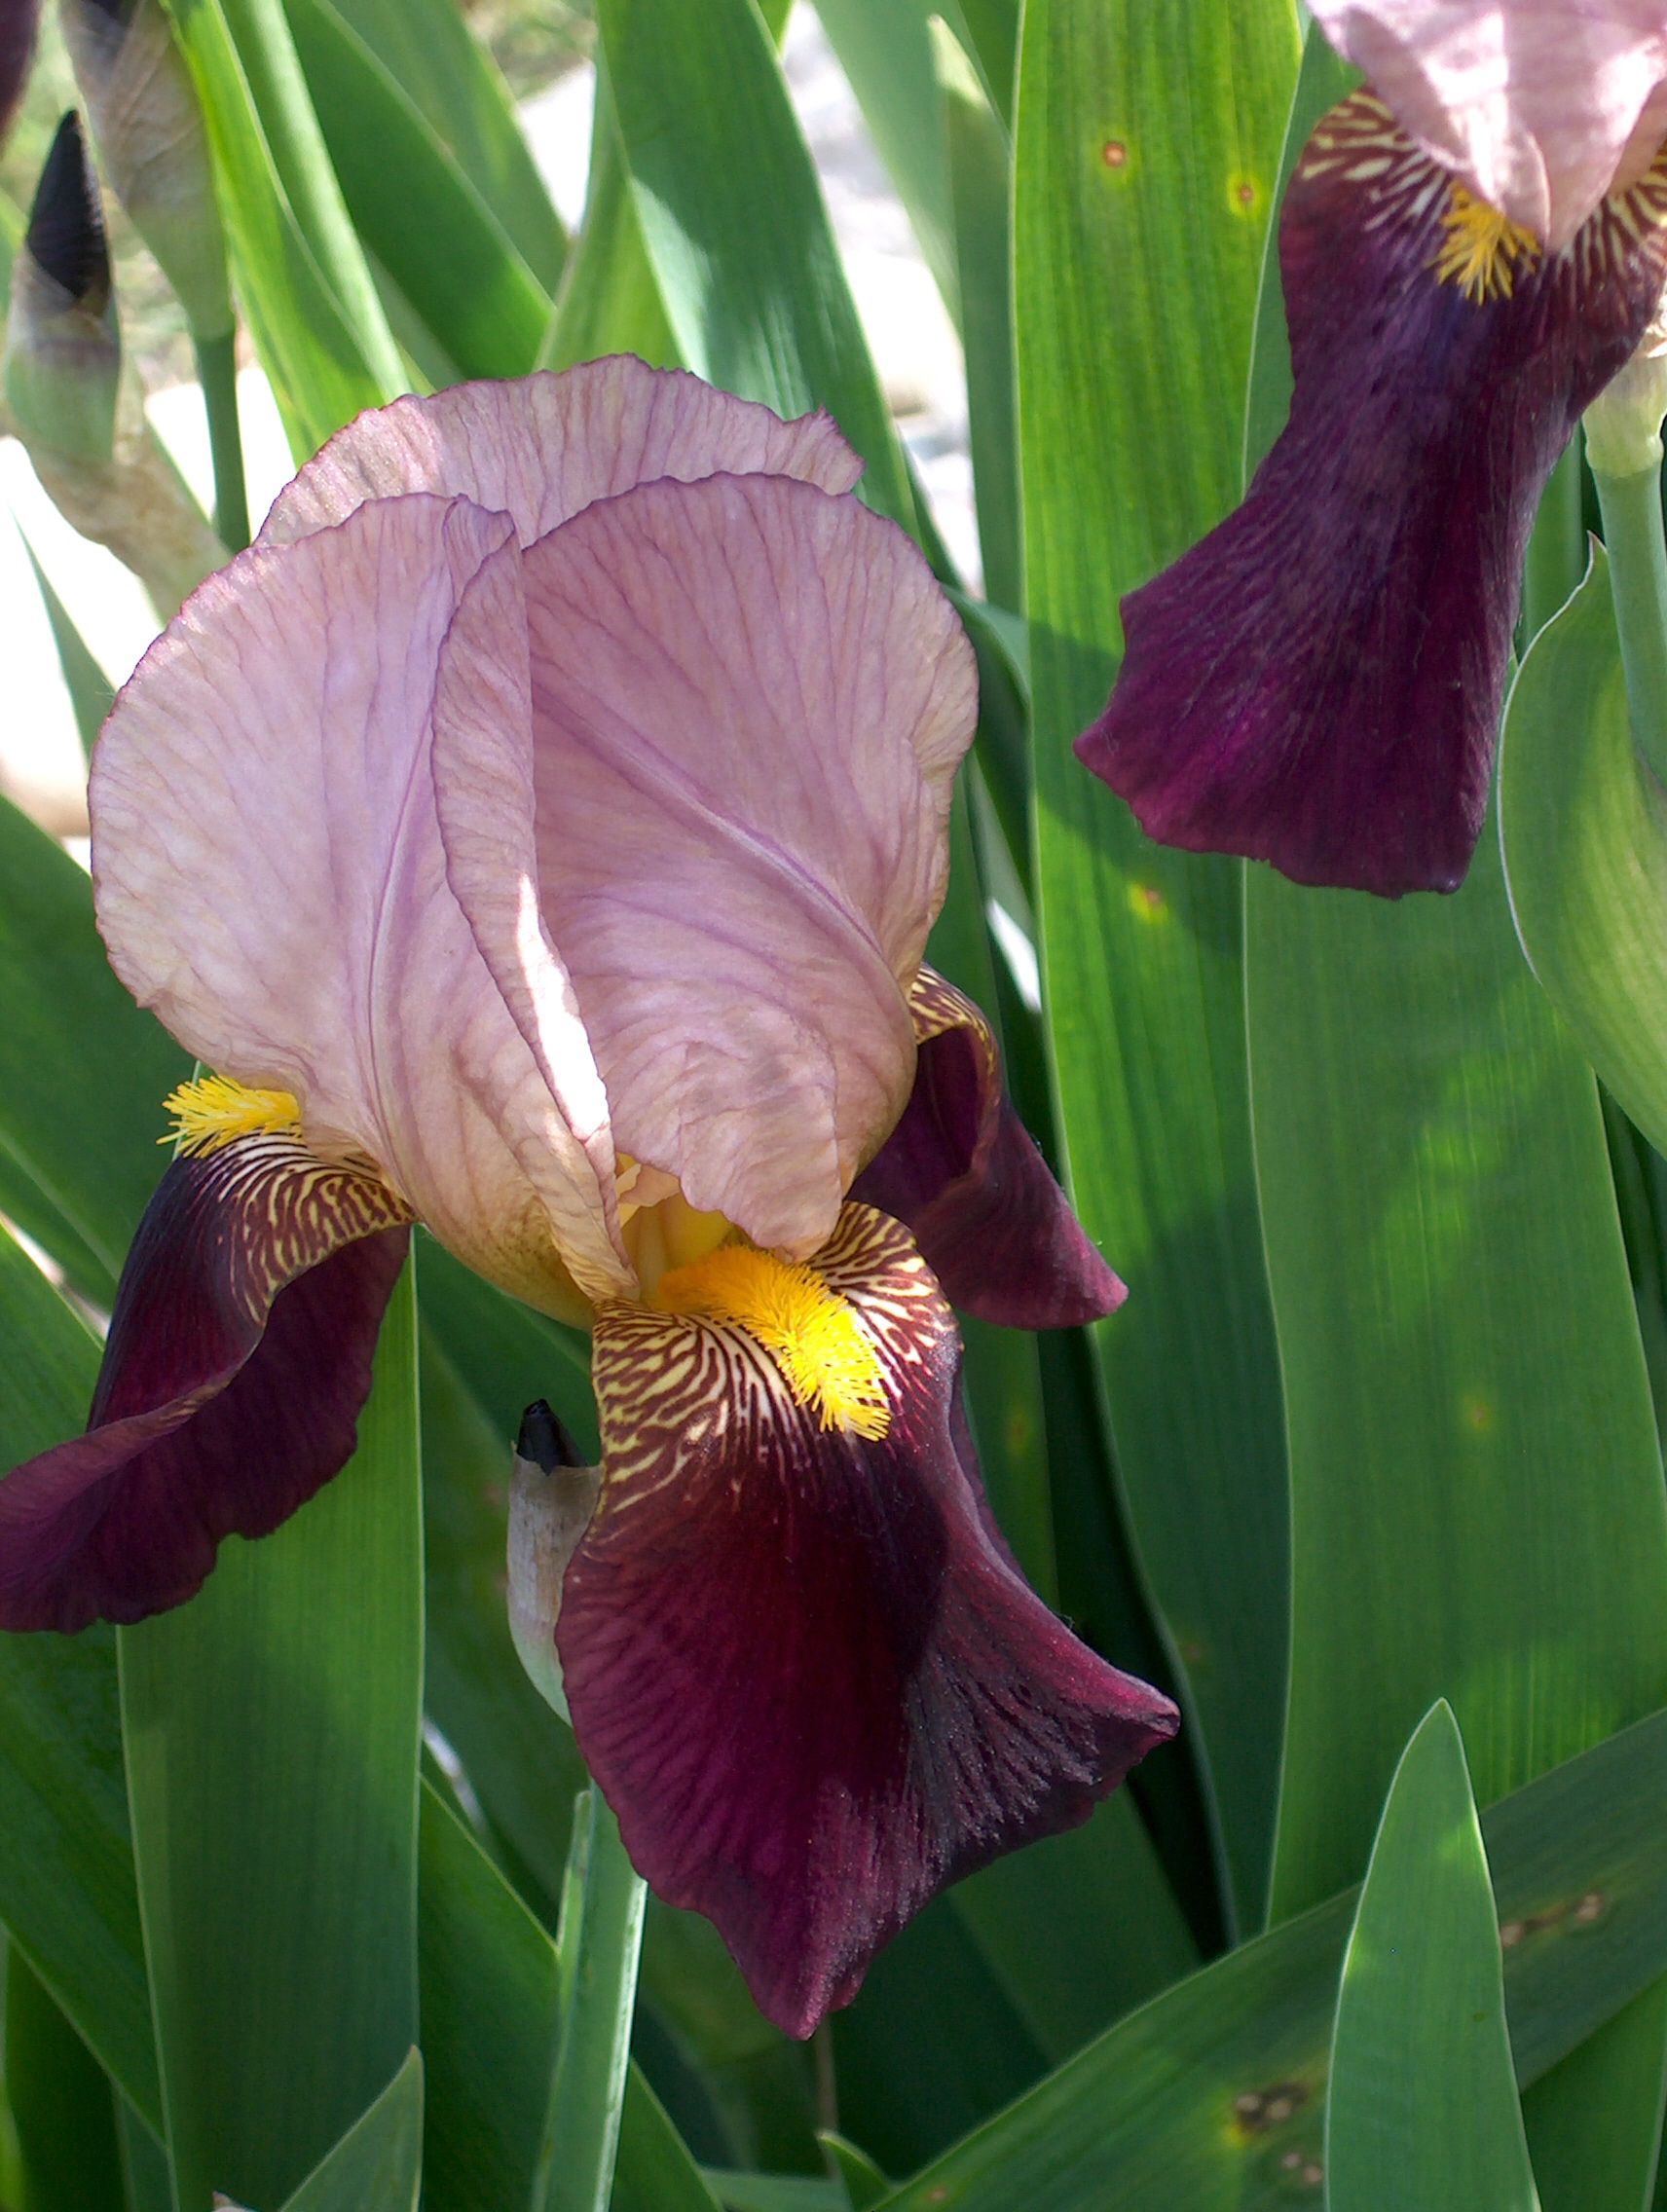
1327,1704 -> 1537,2212
1500,542 -> 1667,1161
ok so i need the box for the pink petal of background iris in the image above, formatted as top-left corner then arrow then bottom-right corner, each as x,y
1312,0 -> 1667,247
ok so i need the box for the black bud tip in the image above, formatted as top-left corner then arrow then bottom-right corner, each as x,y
27,112 -> 109,305
516,1398 -> 584,1475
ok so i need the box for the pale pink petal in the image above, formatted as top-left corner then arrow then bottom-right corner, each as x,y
427,532 -> 629,1277
91,494 -> 632,1316
1313,0 -> 1667,247
259,354 -> 864,550
450,469 -> 978,1260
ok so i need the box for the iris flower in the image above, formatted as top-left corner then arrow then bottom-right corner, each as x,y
1080,0 -> 1667,897
0,357 -> 1176,2037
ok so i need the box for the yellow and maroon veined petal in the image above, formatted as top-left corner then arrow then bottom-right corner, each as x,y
850,968 -> 1125,1328
0,1111 -> 410,1633
559,1204 -> 1176,2040
1078,92 -> 1667,898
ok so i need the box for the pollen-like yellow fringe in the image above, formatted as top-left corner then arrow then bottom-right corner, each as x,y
654,1243 -> 891,1440
161,1074 -> 304,1156
1430,184 -> 1541,303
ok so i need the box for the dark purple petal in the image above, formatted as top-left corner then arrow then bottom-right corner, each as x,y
850,966 -> 1125,1328
0,1136 -> 411,1632
1079,92 -> 1667,898
561,1203 -> 1176,2040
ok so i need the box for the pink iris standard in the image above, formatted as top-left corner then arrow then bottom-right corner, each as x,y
0,357 -> 1175,2038
1082,0 -> 1667,897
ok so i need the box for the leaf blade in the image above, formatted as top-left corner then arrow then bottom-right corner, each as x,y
1015,0 -> 1301,1937
1326,1704 -> 1538,2212
117,1261 -> 424,2210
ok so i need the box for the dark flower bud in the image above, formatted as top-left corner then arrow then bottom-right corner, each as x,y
5,111 -> 119,461
508,1400 -> 600,1721
6,108 -> 223,612
58,0 -> 232,340
515,1396 -> 586,1473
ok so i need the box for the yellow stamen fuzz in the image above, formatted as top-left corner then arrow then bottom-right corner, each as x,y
654,1244 -> 891,1440
1431,185 -> 1540,302
162,1074 -> 303,1156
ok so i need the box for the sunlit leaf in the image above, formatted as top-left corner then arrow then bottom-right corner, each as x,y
1327,1705 -> 1537,2212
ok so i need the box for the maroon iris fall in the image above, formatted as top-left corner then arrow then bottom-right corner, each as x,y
1080,90 -> 1667,898
0,360 -> 1176,2042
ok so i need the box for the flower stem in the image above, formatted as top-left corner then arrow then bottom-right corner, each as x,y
1593,459 -> 1667,787
1521,437 -> 1586,642
194,330 -> 249,552
534,1787 -> 647,2212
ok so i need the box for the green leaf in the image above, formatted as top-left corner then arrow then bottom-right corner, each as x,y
1521,440 -> 1591,645
0,1233 -> 159,2134
278,2049 -> 423,2212
1520,1979 -> 1667,2212
1247,798 -> 1667,2207
297,0 -> 566,289
634,1899 -> 820,2175
0,795 -> 189,1307
1241,74 -> 1667,2206
418,1235 -> 596,1460
540,57 -> 679,377
1247,808 -> 1667,1919
812,0 -> 957,316
829,1893 -> 1047,2176
284,0 -> 552,378
939,0 -> 1018,125
1500,543 -> 1667,1162
818,2133 -> 888,2209
612,2071 -> 726,2212
943,756 -> 1225,1972
216,0 -> 405,383
534,1789 -> 647,2212
703,2178 -> 844,2212
418,1781 -> 716,2212
871,1702 -> 1667,2210
831,1796 -> 1193,2180
948,1801 -> 1198,2068
18,533 -> 114,760
5,1943 -> 127,2212
1015,0 -> 1301,1937
117,1259 -> 423,2210
935,24 -> 1019,612
597,0 -> 914,531
118,2096 -> 172,2212
165,0 -> 400,454
417,1780 -> 557,2210
1327,1704 -> 1538,2212
0,182 -> 22,297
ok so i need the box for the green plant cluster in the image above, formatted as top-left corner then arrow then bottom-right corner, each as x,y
4,1 -> 1667,2208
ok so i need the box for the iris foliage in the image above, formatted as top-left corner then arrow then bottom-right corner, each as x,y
5,0 -> 1667,2207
